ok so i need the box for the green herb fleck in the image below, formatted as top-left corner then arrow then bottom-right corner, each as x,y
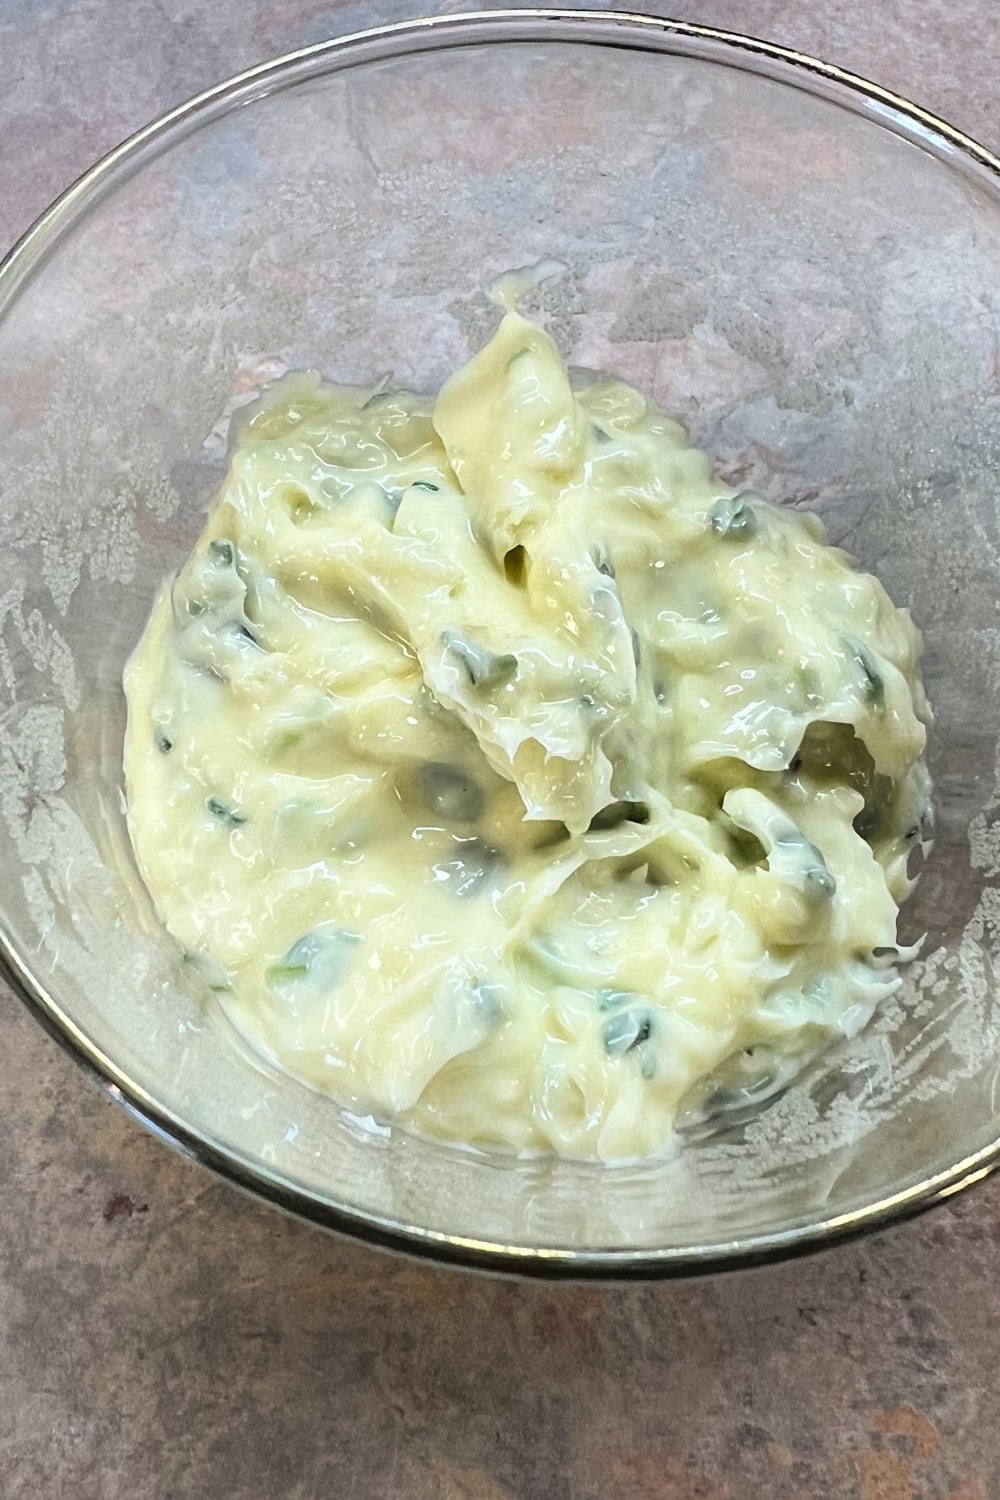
266,928 -> 361,991
443,631 -> 518,691
270,728 -> 304,758
710,493 -> 756,540
182,949 -> 232,993
471,982 -> 506,1028
842,634 -> 886,708
419,762 -> 485,823
154,726 -> 173,754
603,1009 -> 655,1057
206,796 -> 247,827
266,958 -> 310,983
774,830 -> 837,898
410,480 -> 440,493
433,839 -> 502,897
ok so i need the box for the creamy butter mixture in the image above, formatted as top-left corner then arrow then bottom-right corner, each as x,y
124,301 -> 931,1160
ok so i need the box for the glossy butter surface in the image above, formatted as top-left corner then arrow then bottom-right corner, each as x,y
124,307 -> 930,1160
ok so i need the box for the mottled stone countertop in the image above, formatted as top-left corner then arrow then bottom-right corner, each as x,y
2,2 -> 999,1496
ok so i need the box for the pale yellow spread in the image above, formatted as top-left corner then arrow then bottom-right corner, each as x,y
123,300 -> 931,1161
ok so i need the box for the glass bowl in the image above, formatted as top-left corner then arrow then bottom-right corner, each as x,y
3,10 -> 1000,1277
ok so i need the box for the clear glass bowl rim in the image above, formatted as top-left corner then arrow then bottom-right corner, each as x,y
3,8 -> 1000,1278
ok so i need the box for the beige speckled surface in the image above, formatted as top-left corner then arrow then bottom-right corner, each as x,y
3,3 -> 1000,1496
